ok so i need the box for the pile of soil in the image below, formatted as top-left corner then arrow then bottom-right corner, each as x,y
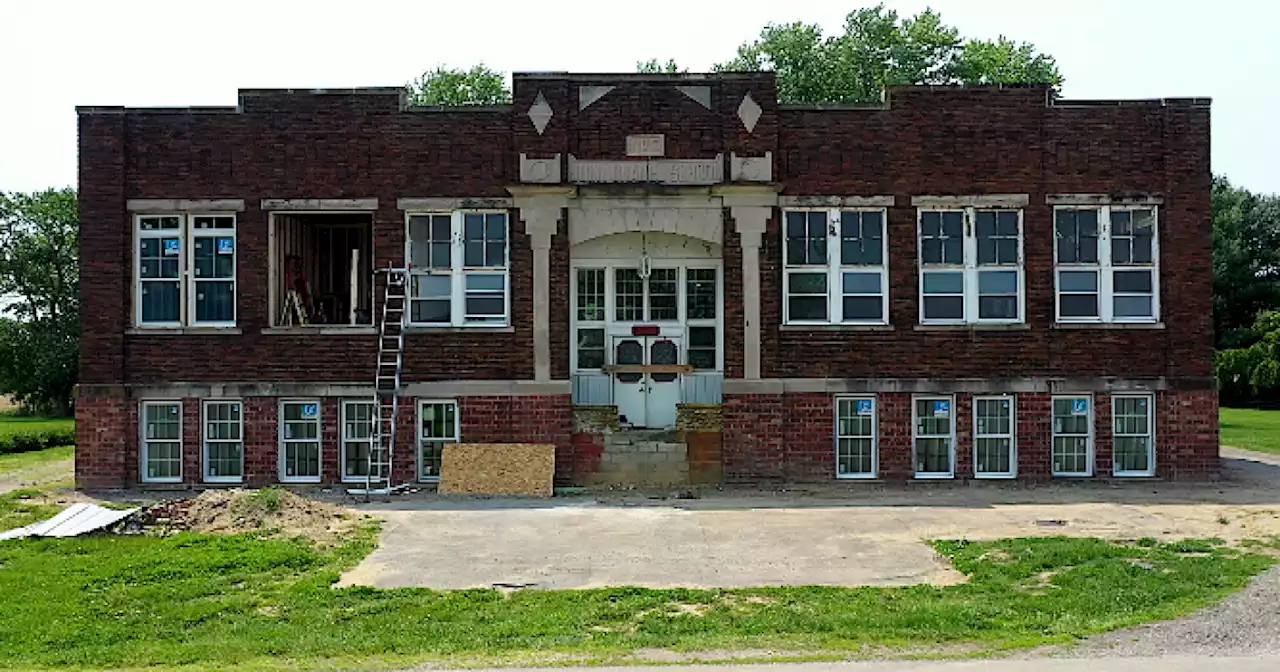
139,488 -> 365,546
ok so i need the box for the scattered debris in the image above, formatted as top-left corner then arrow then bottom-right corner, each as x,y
0,503 -> 137,540
137,488 -> 364,546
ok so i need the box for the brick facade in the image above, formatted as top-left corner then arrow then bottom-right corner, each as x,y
75,72 -> 1216,489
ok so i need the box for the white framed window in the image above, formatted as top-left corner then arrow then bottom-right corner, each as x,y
835,396 -> 877,478
135,214 -> 237,327
1052,395 -> 1094,476
418,400 -> 459,481
1054,206 -> 1159,323
341,400 -> 376,483
913,395 -> 955,478
918,208 -> 1024,324
406,211 -> 509,326
140,401 -> 182,483
1112,394 -> 1156,477
783,208 -> 888,325
279,400 -> 321,483
973,395 -> 1016,478
202,400 -> 243,483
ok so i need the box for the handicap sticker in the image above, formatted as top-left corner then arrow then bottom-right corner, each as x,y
856,399 -> 873,416
217,237 -> 234,255
301,404 -> 319,419
933,400 -> 950,418
163,239 -> 180,256
1071,398 -> 1088,415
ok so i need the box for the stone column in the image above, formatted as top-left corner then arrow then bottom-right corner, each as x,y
719,187 -> 779,381
508,187 -> 576,382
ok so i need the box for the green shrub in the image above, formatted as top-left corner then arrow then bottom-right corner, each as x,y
0,428 -> 75,455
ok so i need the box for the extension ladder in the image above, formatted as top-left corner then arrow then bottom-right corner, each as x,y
354,267 -> 408,496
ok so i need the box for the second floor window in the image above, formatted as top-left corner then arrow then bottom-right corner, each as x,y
783,208 -> 887,325
1055,206 -> 1159,323
918,209 -> 1023,324
135,214 -> 237,327
406,211 -> 509,326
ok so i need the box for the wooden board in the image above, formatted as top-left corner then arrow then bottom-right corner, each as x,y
439,443 -> 556,497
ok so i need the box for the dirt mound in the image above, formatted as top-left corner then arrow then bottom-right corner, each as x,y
141,488 -> 364,546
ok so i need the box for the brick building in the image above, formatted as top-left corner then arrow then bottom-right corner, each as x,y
75,72 -> 1217,490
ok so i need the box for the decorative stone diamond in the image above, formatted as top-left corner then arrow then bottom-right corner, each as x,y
528,91 -> 553,135
737,92 -> 762,134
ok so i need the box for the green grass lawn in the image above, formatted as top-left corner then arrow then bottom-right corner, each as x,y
0,532 -> 1272,671
1221,407 -> 1280,454
0,489 -> 63,531
0,445 -> 74,476
0,412 -> 73,438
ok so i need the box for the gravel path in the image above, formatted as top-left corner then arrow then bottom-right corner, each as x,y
1063,564 -> 1280,657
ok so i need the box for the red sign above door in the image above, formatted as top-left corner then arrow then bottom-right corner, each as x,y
630,325 -> 660,336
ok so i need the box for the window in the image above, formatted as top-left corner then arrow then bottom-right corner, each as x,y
342,401 -> 376,482
574,269 -> 606,370
279,400 -> 321,483
836,396 -> 877,478
135,214 -> 237,326
1052,395 -> 1093,476
1055,206 -> 1159,323
418,400 -> 459,481
271,213 -> 373,326
141,401 -> 182,483
783,209 -> 888,324
1112,394 -> 1155,476
686,268 -> 718,370
202,400 -> 243,483
974,396 -> 1015,478
407,211 -> 508,326
913,396 -> 955,478
919,209 -> 1023,324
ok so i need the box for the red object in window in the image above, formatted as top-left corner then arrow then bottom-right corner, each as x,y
631,325 -> 660,336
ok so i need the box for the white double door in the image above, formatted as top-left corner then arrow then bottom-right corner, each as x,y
612,335 -> 682,429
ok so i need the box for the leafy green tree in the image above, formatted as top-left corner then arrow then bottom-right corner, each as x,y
1213,175 -> 1280,350
636,59 -> 685,74
406,64 -> 511,106
0,188 -> 78,416
1217,311 -> 1280,406
716,5 -> 1062,104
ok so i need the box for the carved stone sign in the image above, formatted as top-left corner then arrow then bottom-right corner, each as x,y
567,154 -> 724,185
626,134 -> 665,157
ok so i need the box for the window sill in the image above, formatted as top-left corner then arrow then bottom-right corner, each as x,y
404,326 -> 515,334
262,326 -> 376,335
201,479 -> 245,486
127,327 -> 243,335
1052,322 -> 1165,330
913,323 -> 1031,331
780,324 -> 894,332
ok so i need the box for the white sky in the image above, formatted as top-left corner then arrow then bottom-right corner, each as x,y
2,0 -> 1277,195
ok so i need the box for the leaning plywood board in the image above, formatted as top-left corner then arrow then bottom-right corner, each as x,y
439,443 -> 555,497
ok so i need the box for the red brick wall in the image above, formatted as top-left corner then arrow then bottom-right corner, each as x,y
75,395 -> 131,488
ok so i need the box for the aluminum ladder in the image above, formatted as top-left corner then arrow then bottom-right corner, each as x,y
354,267 -> 408,496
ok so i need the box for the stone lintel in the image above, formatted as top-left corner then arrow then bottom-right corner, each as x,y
113,380 -> 571,399
911,194 -> 1030,208
724,377 -> 1213,395
779,195 -> 895,208
397,197 -> 514,211
261,198 -> 378,211
1046,194 -> 1165,206
127,199 -> 246,213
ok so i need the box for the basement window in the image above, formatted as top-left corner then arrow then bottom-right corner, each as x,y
271,213 -> 374,327
418,400 -> 459,482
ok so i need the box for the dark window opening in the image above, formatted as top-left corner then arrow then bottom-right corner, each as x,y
273,213 -> 374,326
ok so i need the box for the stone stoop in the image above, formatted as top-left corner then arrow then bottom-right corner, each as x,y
587,429 -> 690,487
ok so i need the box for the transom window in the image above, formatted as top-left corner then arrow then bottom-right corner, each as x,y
918,209 -> 1023,324
418,400 -> 459,481
1055,206 -> 1159,323
783,209 -> 888,324
279,400 -> 321,483
141,401 -> 182,483
913,396 -> 955,478
341,401 -> 376,482
1112,394 -> 1156,476
836,396 -> 877,478
407,211 -> 509,326
202,400 -> 243,483
1052,395 -> 1093,476
973,396 -> 1015,478
135,214 -> 237,327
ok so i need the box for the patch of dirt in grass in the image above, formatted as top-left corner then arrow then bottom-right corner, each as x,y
666,602 -> 711,617
140,488 -> 366,546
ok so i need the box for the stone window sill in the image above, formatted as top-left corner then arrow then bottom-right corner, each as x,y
262,326 -> 376,335
1052,322 -> 1166,330
780,324 -> 894,332
126,327 -> 243,335
913,323 -> 1031,332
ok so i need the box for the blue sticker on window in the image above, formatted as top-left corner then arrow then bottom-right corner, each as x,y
217,237 -> 234,255
1072,398 -> 1088,415
301,404 -> 318,418
163,239 -> 180,256
857,399 -> 873,416
933,400 -> 950,418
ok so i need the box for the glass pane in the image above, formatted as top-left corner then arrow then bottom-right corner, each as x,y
576,269 -> 606,321
975,211 -> 996,238
647,269 -> 677,321
577,328 -> 605,369
1055,210 -> 1078,264
924,296 -> 964,320
465,274 -> 505,291
1111,238 -> 1131,265
921,239 -> 943,264
922,271 -> 963,294
615,269 -> 644,321
485,242 -> 506,267
431,215 -> 450,242
808,235 -> 827,265
788,273 -> 827,294
465,296 -> 504,316
941,211 -> 963,237
615,339 -> 643,365
1060,294 -> 1099,318
1114,270 -> 1153,293
862,211 -> 883,239
837,438 -> 875,476
789,296 -> 827,321
686,269 -> 717,320
650,340 -> 677,365
843,296 -> 882,321
920,211 -> 941,237
411,299 -> 450,323
997,211 -> 1019,236
1060,270 -> 1099,292
413,275 -> 451,298
1114,295 -> 1153,318
996,239 -> 1017,264
195,281 -> 234,322
978,296 -> 1017,319
915,437 -> 951,473
977,237 -> 996,265
976,438 -> 1011,474
978,270 -> 1018,295
842,271 -> 881,294
430,243 -> 451,269
464,213 -> 485,242
1111,210 -> 1131,236
689,326 -> 716,348
485,213 -> 506,241
141,281 -> 181,322
943,238 -> 963,264
1114,437 -> 1150,472
465,241 -> 484,267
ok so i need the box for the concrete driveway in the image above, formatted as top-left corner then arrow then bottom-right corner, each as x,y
339,449 -> 1280,591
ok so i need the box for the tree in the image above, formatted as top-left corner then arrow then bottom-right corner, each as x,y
636,58 -> 685,74
715,5 -> 1062,104
0,188 -> 78,416
406,64 -> 511,106
1217,310 -> 1280,406
1213,175 -> 1280,350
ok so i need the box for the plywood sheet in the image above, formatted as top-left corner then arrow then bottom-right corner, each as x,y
439,443 -> 555,497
